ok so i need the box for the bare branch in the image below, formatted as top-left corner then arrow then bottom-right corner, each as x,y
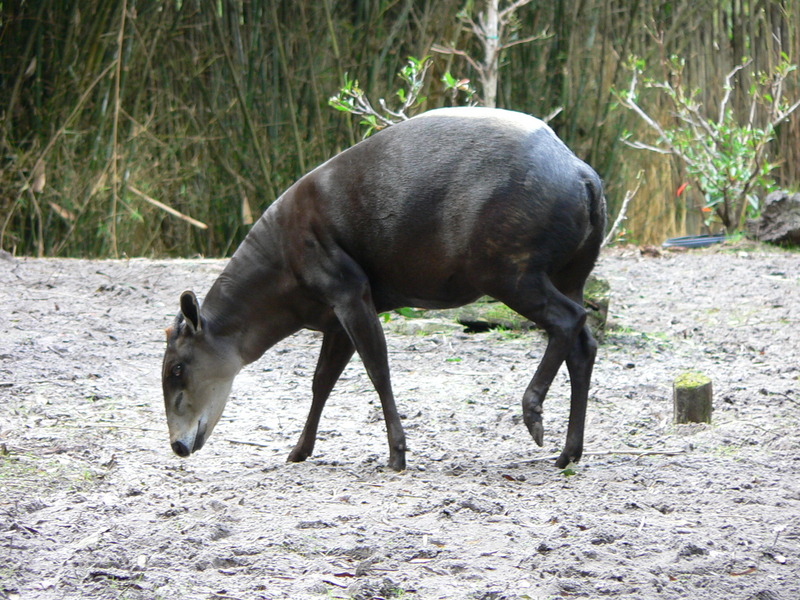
621,139 -> 674,155
431,44 -> 482,73
621,69 -> 705,169
456,11 -> 479,32
772,97 -> 800,127
684,96 -> 719,142
718,61 -> 750,126
498,0 -> 534,21
621,73 -> 682,155
500,29 -> 550,51
378,98 -> 410,121
651,78 -> 719,143
602,174 -> 642,247
542,106 -> 562,123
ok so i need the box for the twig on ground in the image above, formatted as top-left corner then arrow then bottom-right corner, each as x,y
777,391 -> 799,405
226,438 -> 273,448
517,448 -> 688,464
60,423 -> 163,432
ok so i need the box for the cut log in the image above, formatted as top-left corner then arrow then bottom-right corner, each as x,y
673,371 -> 712,424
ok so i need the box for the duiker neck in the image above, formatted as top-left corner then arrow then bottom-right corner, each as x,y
201,210 -> 301,365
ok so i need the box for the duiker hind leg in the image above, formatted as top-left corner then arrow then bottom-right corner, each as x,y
491,272 -> 590,464
559,320 -> 597,467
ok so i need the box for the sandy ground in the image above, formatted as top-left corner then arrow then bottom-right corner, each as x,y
1,244 -> 799,600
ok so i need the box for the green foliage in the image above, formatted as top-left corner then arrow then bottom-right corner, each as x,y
441,71 -> 478,105
619,55 -> 800,233
328,56 -> 432,137
394,307 -> 426,319
397,55 -> 431,104
329,55 -> 478,137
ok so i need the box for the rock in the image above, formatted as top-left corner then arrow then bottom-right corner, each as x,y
430,298 -> 536,332
746,591 -> 782,600
677,542 -> 708,557
385,316 -> 464,335
747,191 -> 800,246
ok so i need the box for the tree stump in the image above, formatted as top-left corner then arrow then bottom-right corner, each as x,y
673,371 -> 712,424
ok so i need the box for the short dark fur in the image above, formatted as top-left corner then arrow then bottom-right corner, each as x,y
163,108 -> 606,470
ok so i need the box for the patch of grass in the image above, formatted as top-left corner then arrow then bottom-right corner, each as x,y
0,449 -> 99,495
394,307 -> 426,319
604,325 -> 673,351
0,452 -> 49,484
712,444 -> 741,458
493,325 -> 528,340
717,239 -> 800,255
99,573 -> 147,600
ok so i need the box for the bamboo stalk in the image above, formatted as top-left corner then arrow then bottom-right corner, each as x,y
53,171 -> 108,256
2,0 -> 800,255
3,1 -> 46,138
269,1 -> 306,173
0,60 -> 116,252
299,2 -> 329,158
323,0 -> 355,146
210,0 -> 276,201
110,0 -> 128,258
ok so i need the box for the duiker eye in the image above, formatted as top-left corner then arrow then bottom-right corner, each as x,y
171,364 -> 183,378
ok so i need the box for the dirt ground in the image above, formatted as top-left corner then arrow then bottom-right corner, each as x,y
1,244 -> 799,600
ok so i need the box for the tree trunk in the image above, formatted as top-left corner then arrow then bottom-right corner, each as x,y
480,0 -> 500,108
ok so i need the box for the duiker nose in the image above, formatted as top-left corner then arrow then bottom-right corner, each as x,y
171,440 -> 191,457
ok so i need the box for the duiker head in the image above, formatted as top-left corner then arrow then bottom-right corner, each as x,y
162,291 -> 242,457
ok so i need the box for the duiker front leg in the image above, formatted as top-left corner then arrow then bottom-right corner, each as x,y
313,253 -> 407,471
333,284 -> 407,471
288,328 -> 355,463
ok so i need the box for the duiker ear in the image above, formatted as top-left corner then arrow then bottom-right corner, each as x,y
180,291 -> 202,333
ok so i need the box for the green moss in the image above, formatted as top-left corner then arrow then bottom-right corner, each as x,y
674,370 -> 711,388
389,275 -> 611,339
585,275 -> 610,299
